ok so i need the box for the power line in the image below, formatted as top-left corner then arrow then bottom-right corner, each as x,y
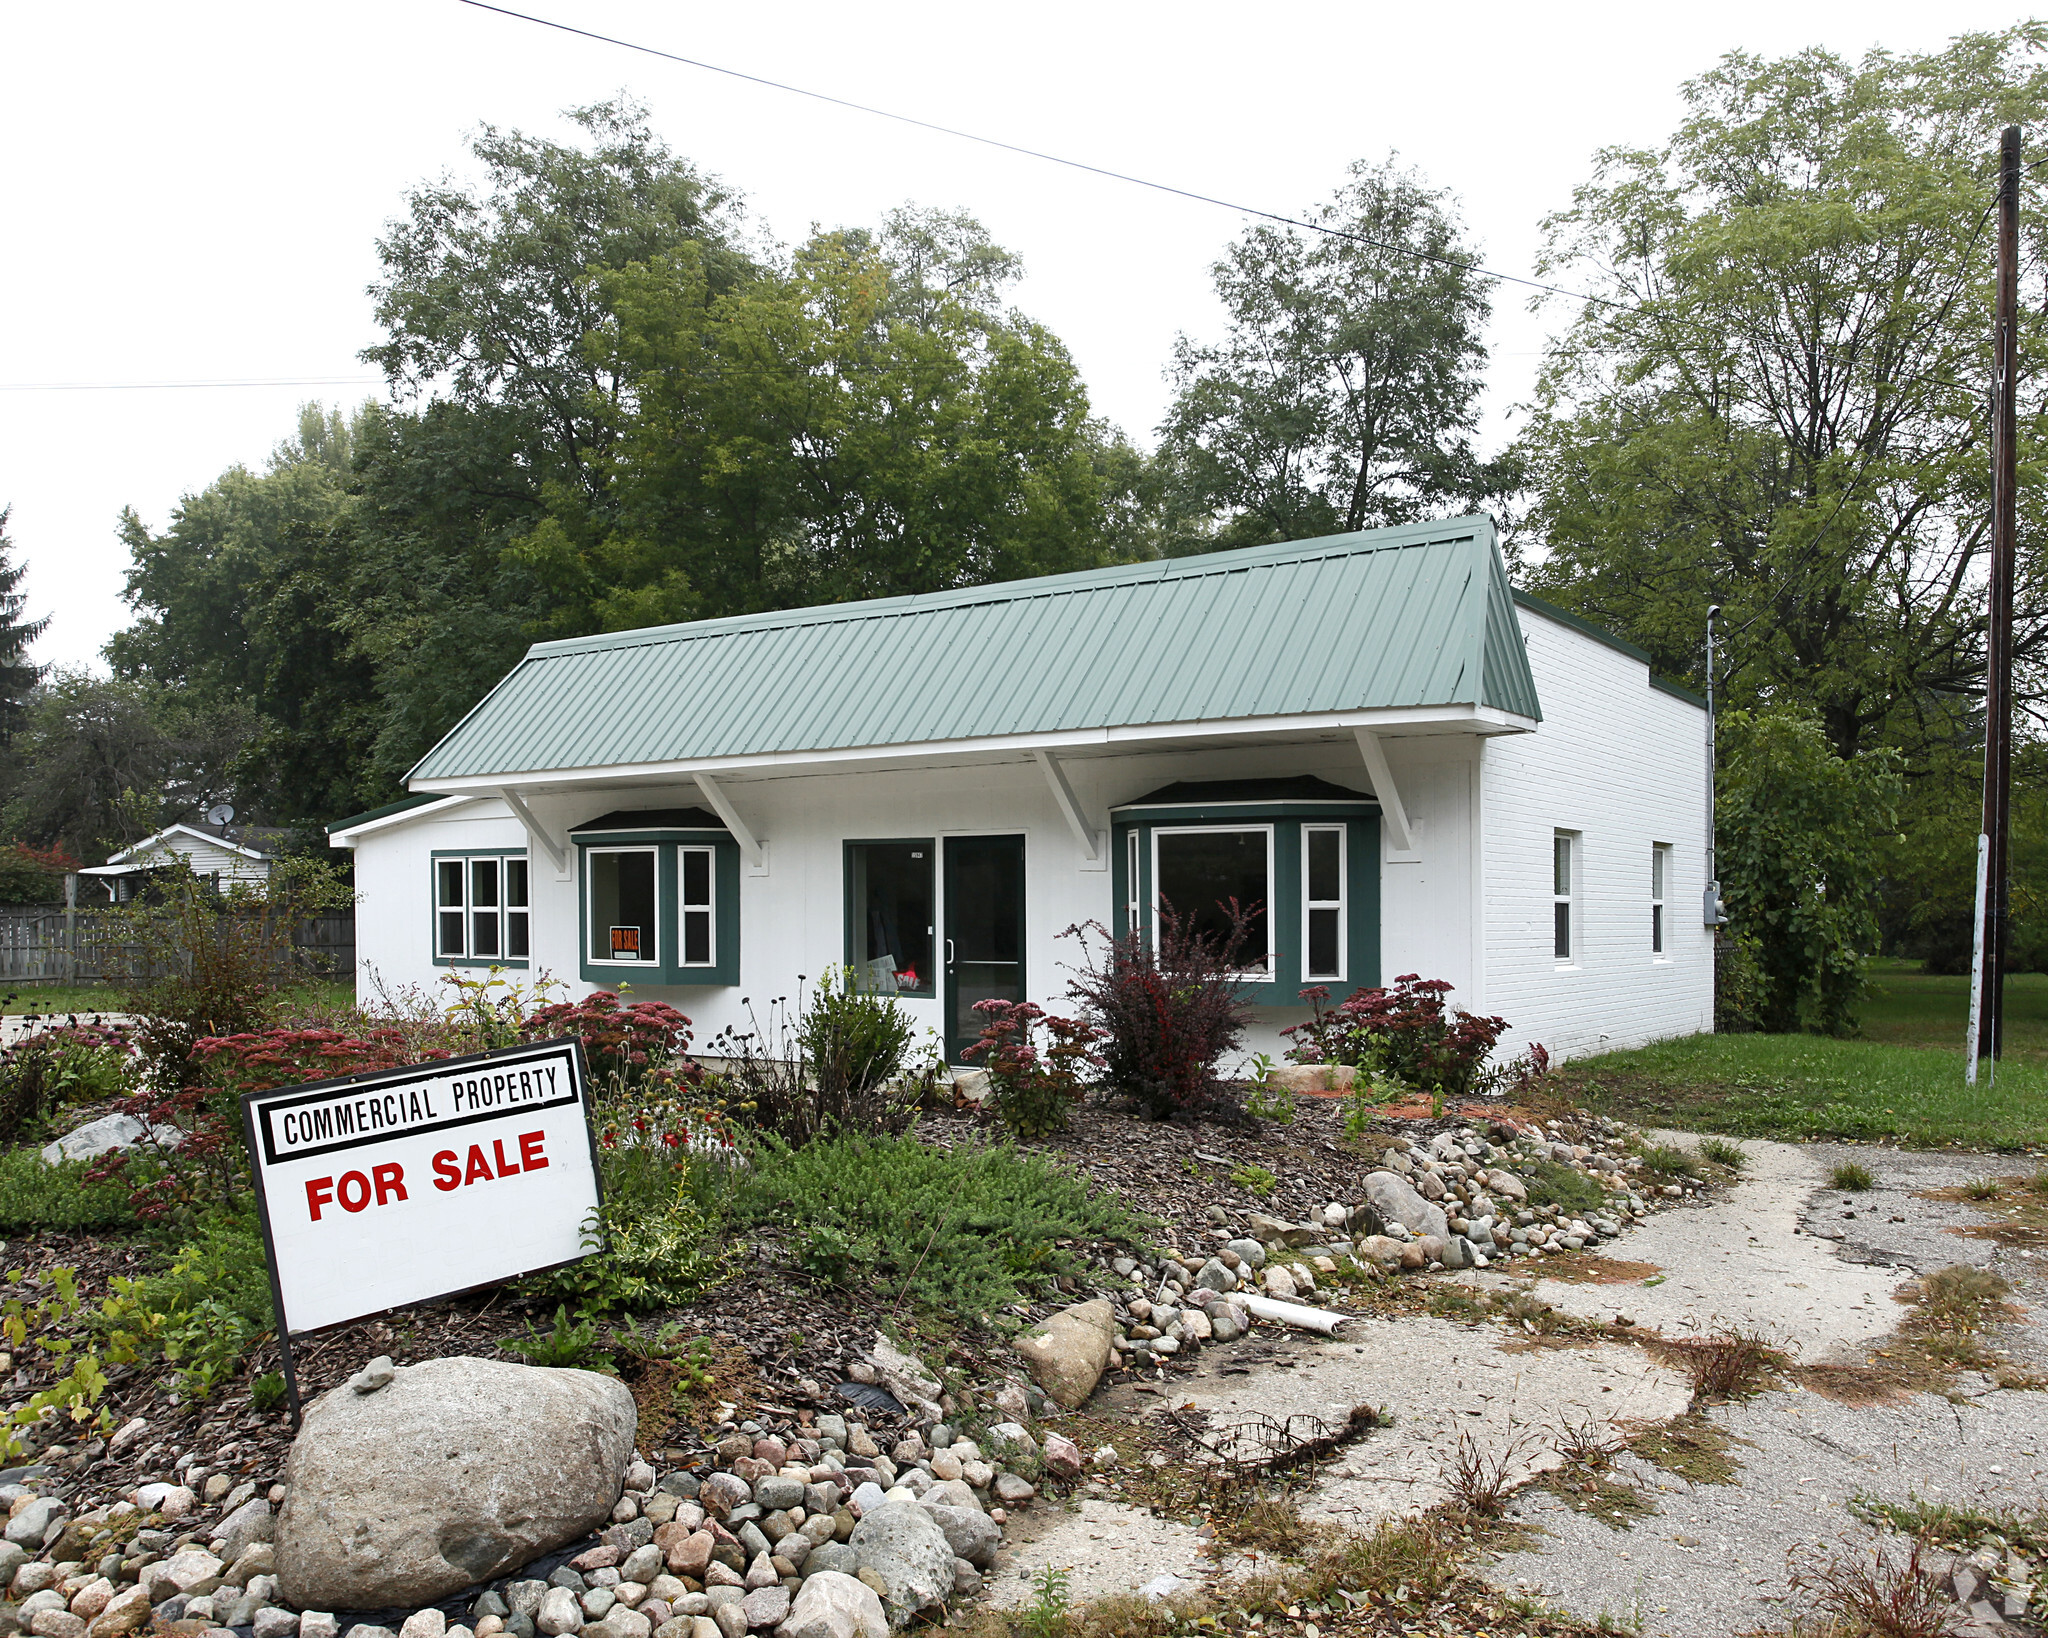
454,0 -> 1636,313
0,376 -> 380,393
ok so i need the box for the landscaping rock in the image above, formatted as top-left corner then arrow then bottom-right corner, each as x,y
860,1339 -> 941,1424
275,1356 -> 636,1610
38,1115 -> 175,1168
1362,1172 -> 1450,1240
4,1503 -> 62,1550
1038,1434 -> 1083,1478
210,1500 -> 274,1566
846,1504 -> 953,1627
915,1507 -> 996,1570
739,1588 -> 788,1630
1010,1300 -> 1114,1409
772,1572 -> 886,1638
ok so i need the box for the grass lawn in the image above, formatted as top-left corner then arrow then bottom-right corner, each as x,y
0,980 -> 355,1017
1555,958 -> 2048,1152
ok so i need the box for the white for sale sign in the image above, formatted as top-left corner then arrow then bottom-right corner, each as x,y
241,1037 -> 602,1335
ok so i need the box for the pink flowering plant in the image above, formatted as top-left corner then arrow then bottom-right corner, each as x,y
964,998 -> 1102,1138
1282,974 -> 1517,1103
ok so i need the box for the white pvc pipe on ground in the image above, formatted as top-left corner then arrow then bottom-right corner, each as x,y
1240,1293 -> 1349,1334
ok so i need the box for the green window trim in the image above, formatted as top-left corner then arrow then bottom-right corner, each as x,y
570,827 -> 741,987
1110,802 -> 1380,1002
430,848 -> 531,970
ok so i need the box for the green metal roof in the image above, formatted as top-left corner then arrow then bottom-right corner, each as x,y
410,515 -> 1541,784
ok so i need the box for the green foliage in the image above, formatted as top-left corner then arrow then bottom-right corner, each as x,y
0,1267 -> 113,1463
1829,1161 -> 1876,1193
1160,157 -> 1507,553
0,1152 -> 142,1232
0,843 -> 76,906
740,1133 -> 1150,1320
1698,1137 -> 1748,1170
796,968 -> 917,1097
249,1372 -> 288,1414
1637,1144 -> 1701,1180
0,509 -> 49,752
1243,1064 -> 1295,1124
1229,1163 -> 1278,1198
1521,28 -> 2048,768
507,1304 -> 610,1370
1021,1565 -> 1073,1638
1716,711 -> 1902,1035
0,1021 -> 138,1146
1517,1156 -> 1610,1217
522,1198 -> 729,1317
98,1213 -> 280,1400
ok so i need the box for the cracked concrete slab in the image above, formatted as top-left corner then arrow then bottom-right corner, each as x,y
985,1495 -> 1211,1607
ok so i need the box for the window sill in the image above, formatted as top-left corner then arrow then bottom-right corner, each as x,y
435,957 -> 531,970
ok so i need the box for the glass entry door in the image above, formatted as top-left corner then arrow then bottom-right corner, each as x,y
944,835 -> 1025,1061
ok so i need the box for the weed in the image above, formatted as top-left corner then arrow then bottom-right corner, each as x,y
249,1372 -> 287,1414
1699,1137 -> 1748,1170
1831,1160 -> 1876,1191
1847,1494 -> 2048,1553
1230,1163 -> 1278,1198
1913,1264 -> 2012,1331
1518,1155 -> 1611,1216
1637,1143 -> 1701,1180
1555,1417 -> 1627,1467
1244,1078 -> 1296,1124
2029,1171 -> 2048,1199
1663,1328 -> 1786,1405
1786,1537 -> 1966,1638
1443,1428 -> 1527,1518
1020,1565 -> 1072,1638
1965,1176 -> 2002,1201
507,1305 -> 610,1370
1626,1416 -> 1744,1484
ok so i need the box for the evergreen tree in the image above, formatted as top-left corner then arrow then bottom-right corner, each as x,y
0,509 -> 49,747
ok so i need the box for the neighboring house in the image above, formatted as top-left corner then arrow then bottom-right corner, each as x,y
329,516 -> 1713,1065
80,821 -> 289,902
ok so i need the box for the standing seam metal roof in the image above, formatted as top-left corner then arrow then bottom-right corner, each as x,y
409,514 -> 1542,783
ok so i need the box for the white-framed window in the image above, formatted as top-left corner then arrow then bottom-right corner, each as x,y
1553,830 -> 1579,965
679,845 -> 715,967
435,853 -> 529,963
1651,842 -> 1672,957
1302,824 -> 1346,981
587,846 -> 660,966
1152,824 -> 1275,977
1124,830 -> 1141,938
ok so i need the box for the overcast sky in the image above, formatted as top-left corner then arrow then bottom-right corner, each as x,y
3,1 -> 2035,674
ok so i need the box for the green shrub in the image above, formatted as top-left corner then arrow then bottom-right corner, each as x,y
0,1151 -> 143,1232
797,969 -> 917,1095
1638,1143 -> 1702,1180
1830,1160 -> 1876,1191
507,1304 -> 610,1369
522,1197 -> 730,1316
740,1132 -> 1151,1319
249,1372 -> 288,1413
99,1213 -> 279,1399
1518,1155 -> 1610,1216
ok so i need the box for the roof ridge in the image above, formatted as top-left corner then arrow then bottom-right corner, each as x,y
523,515 -> 1495,661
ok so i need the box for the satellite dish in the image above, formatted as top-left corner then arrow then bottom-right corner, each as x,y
206,803 -> 236,826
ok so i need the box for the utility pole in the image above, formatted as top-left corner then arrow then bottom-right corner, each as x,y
1970,124 -> 2022,1078
1703,605 -> 1725,933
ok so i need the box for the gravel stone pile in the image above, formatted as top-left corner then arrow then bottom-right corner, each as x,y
0,1397 -> 1048,1638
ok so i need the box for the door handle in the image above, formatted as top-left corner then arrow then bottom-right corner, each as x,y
946,939 -> 956,967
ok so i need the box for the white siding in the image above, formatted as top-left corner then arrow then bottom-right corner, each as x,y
1479,609 -> 1714,1061
141,836 -> 270,884
346,615 -> 1711,1068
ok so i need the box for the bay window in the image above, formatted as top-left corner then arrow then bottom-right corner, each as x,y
570,808 -> 741,985
1111,777 -> 1379,997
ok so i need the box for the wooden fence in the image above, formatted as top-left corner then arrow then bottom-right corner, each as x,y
0,906 -> 355,986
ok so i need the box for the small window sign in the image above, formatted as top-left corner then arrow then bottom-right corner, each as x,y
611,925 -> 643,958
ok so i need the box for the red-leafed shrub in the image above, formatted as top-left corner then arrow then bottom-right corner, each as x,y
1283,974 -> 1508,1101
1061,901 -> 1259,1120
521,991 -> 697,1088
965,998 -> 1101,1138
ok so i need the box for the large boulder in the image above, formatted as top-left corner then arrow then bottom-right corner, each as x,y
1362,1171 -> 1449,1241
1010,1300 -> 1114,1409
774,1572 -> 887,1638
846,1503 -> 954,1628
915,1505 -> 996,1570
274,1356 -> 635,1610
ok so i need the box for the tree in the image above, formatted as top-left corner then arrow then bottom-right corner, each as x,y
0,509 -> 49,749
1520,29 -> 2048,767
1159,156 -> 1503,553
4,673 -> 256,863
523,211 -> 1115,624
109,403 -> 381,822
1717,710 -> 1903,1034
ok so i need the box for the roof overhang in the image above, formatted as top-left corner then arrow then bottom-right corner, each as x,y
405,704 -> 1537,799
327,795 -> 480,847
102,824 -> 275,867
